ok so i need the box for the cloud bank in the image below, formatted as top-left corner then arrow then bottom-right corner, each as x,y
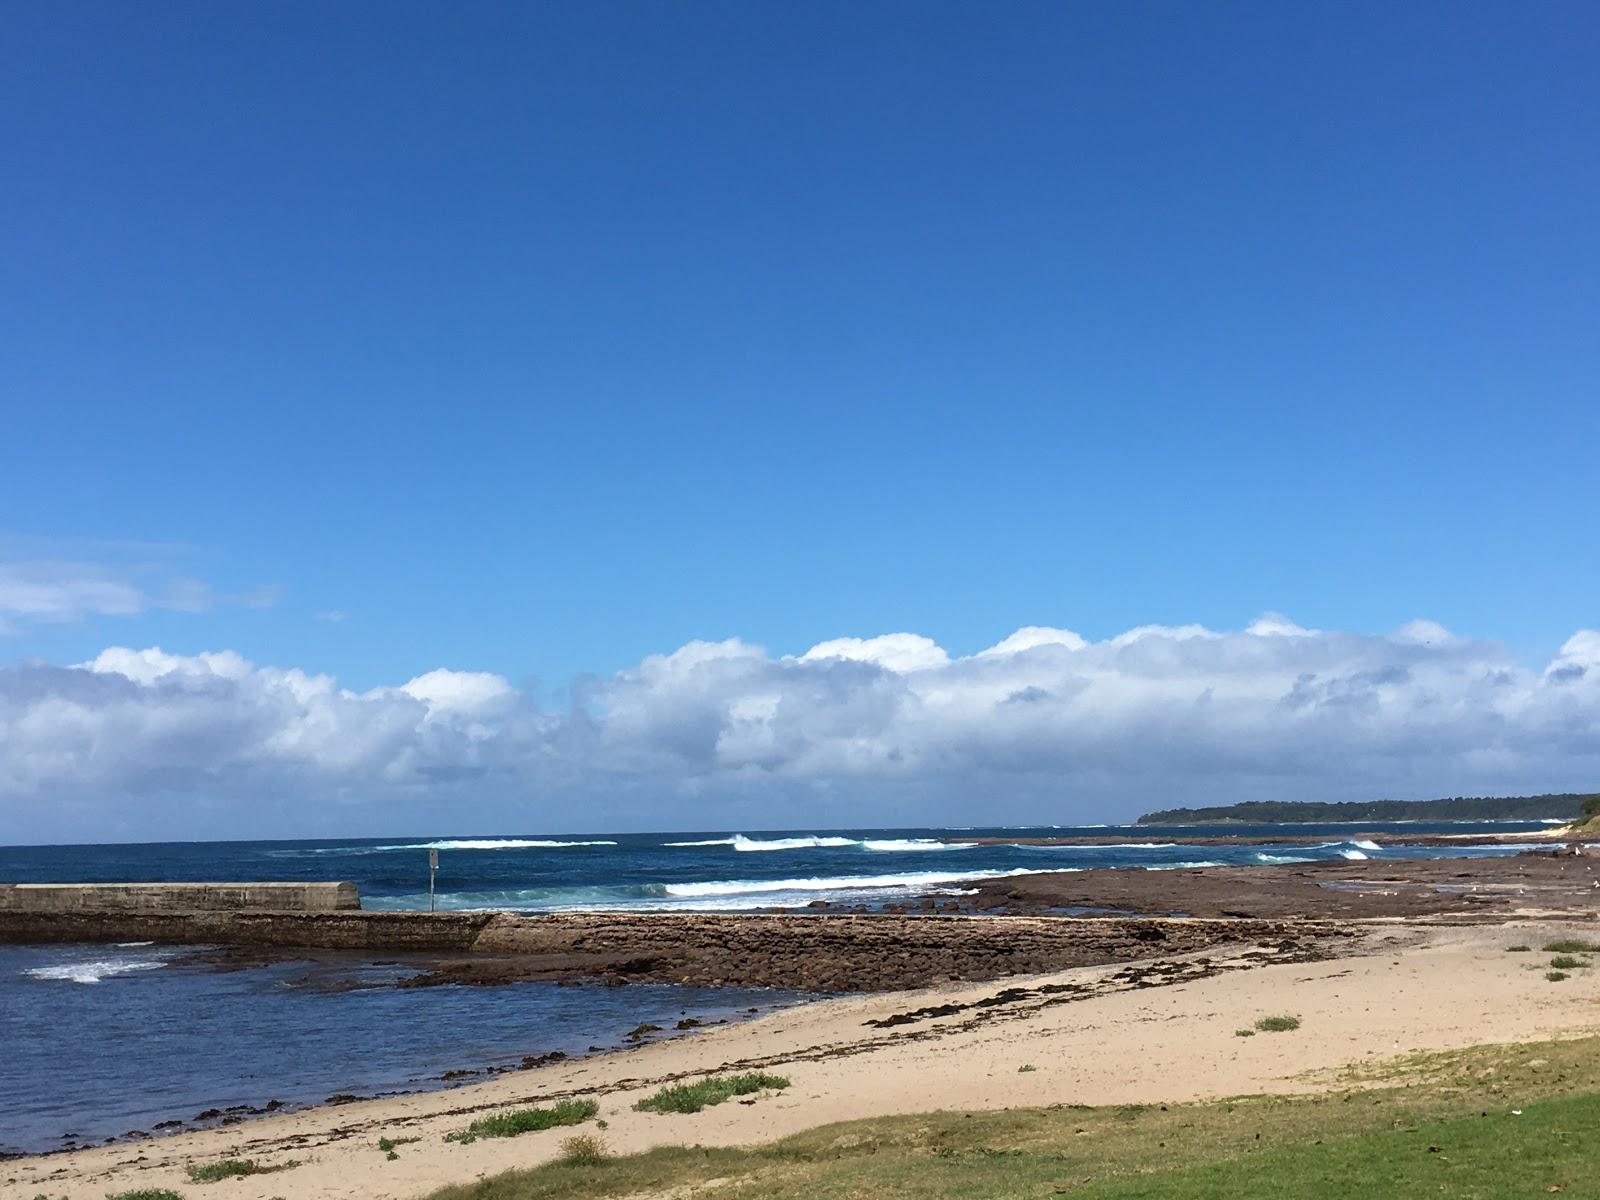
2,616 -> 1597,843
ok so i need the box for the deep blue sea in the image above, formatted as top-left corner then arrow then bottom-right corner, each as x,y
0,821 -> 1559,1155
0,820 -> 1555,913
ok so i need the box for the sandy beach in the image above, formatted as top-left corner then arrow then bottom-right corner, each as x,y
9,902 -> 1600,1200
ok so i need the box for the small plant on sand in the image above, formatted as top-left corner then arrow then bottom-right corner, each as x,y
1234,1028 -> 1257,1037
1548,970 -> 1571,982
185,1161 -> 256,1184
1018,1063 -> 1036,1072
377,1135 -> 420,1153
1506,944 -> 1531,952
557,1134 -> 610,1165
1550,955 -> 1588,970
1253,1015 -> 1301,1033
635,1072 -> 791,1114
107,1192 -> 187,1200
444,1099 -> 598,1144
1544,939 -> 1600,954
184,1158 -> 295,1184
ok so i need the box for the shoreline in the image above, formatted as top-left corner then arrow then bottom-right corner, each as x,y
9,914 -> 1600,1199
7,851 -> 1600,1193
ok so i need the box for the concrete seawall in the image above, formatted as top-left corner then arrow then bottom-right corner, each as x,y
0,907 -> 495,951
0,881 -> 495,952
0,882 -> 360,913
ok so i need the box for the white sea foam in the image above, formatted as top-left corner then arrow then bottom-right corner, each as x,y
663,867 -> 1044,897
733,835 -> 861,851
1340,849 -> 1369,860
393,839 -> 618,850
1026,841 -> 1178,850
861,838 -> 976,852
664,834 -> 971,852
663,834 -> 862,851
1143,861 -> 1225,870
371,867 -> 1051,913
1351,839 -> 1382,851
662,837 -> 739,847
1255,853 -> 1315,864
26,958 -> 164,985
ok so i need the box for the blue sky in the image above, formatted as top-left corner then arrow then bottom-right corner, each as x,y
2,3 -> 1598,840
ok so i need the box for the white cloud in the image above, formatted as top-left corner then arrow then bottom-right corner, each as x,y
978,626 -> 1088,656
800,632 -> 950,672
0,559 -> 281,634
2,618 -> 1598,842
0,563 -> 147,631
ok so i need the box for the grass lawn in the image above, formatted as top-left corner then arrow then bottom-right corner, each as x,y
426,1035 -> 1600,1200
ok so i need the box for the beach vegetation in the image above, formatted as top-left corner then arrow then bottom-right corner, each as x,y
1252,1015 -> 1301,1032
1543,939 -> 1600,954
445,1099 -> 598,1144
635,1072 -> 791,1114
1017,1063 -> 1036,1072
378,1136 -> 420,1152
421,1035 -> 1600,1200
183,1158 -> 295,1183
1547,971 -> 1569,981
1233,1028 -> 1256,1037
1505,944 -> 1531,952
1548,955 -> 1587,970
556,1135 -> 609,1166
106,1192 -> 187,1200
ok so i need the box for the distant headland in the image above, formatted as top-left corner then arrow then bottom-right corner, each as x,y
1136,792 -> 1599,825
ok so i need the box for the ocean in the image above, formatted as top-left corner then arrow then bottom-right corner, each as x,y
0,820 -> 1555,1155
0,820 -> 1551,913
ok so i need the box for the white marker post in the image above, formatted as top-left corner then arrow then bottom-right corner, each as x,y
428,848 -> 438,913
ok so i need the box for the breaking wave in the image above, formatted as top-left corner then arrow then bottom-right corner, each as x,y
399,839 -> 618,850
662,834 -> 858,851
662,834 -> 975,853
662,867 -> 1039,897
25,957 -> 165,985
366,867 -> 1048,913
860,838 -> 975,852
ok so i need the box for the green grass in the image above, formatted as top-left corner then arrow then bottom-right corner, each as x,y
1505,943 -> 1531,952
1544,939 -> 1600,954
634,1072 -> 791,1114
1548,970 -> 1570,981
1549,955 -> 1589,970
379,1135 -> 421,1152
445,1100 -> 599,1144
556,1135 -> 610,1166
422,1036 -> 1600,1200
106,1192 -> 187,1200
184,1159 -> 296,1184
1253,1014 -> 1301,1033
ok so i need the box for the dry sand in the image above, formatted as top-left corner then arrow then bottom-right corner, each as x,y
9,916 -> 1600,1200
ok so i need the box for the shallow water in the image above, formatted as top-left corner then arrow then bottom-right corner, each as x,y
0,942 -> 806,1155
